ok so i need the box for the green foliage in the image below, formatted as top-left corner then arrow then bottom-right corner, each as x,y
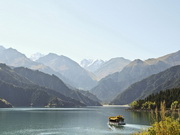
134,117 -> 180,135
0,98 -> 12,108
171,101 -> 179,110
144,88 -> 180,109
133,102 -> 180,135
149,117 -> 180,135
141,101 -> 156,110
130,101 -> 141,109
131,88 -> 180,110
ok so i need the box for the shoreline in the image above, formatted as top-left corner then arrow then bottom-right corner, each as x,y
102,104 -> 130,107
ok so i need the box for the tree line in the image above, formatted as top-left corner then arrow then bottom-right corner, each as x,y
130,88 -> 180,110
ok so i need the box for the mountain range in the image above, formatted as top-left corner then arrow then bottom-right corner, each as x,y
0,46 -> 99,90
94,57 -> 131,80
0,46 -> 132,90
0,46 -> 70,86
0,63 -> 83,107
91,50 -> 180,103
80,59 -> 105,73
81,58 -> 131,80
14,67 -> 101,106
36,53 -> 97,90
110,65 -> 180,105
0,45 -> 179,106
0,63 -> 101,107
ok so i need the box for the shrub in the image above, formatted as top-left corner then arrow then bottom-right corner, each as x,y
171,101 -> 179,110
133,102 -> 180,135
141,101 -> 156,110
130,101 -> 140,109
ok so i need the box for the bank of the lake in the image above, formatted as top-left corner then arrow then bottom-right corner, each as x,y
0,106 -> 151,135
103,104 -> 130,107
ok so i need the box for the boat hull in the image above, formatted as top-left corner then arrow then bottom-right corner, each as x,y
108,121 -> 126,126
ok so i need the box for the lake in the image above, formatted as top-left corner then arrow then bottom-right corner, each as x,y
0,106 -> 151,135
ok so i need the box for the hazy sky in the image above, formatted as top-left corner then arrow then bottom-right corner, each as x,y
0,0 -> 180,62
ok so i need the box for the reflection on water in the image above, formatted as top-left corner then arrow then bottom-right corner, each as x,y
0,107 -> 151,135
130,111 -> 152,125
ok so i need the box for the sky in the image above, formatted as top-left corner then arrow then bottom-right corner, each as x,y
0,0 -> 180,63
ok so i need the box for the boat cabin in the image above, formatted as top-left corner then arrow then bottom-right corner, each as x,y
108,115 -> 125,126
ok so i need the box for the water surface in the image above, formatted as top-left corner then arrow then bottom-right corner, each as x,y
0,107 -> 151,135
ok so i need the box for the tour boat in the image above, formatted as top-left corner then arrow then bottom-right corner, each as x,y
108,115 -> 125,126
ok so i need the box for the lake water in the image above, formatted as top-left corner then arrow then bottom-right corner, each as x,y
0,107 -> 151,135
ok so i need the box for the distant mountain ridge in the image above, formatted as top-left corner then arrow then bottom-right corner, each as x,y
81,57 -> 131,80
91,50 -> 180,103
110,65 -> 180,105
1,45 -> 179,105
94,57 -> 131,80
0,45 -> 130,90
0,46 -> 71,86
0,47 -> 34,67
80,59 -> 105,72
37,53 -> 97,90
0,46 -> 5,53
30,53 -> 44,61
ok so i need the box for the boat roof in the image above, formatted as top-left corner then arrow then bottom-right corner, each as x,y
109,115 -> 124,120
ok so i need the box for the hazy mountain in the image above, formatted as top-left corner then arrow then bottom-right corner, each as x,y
0,47 -> 35,67
110,65 -> 180,105
14,67 -> 101,106
80,59 -> 105,72
94,57 -> 131,80
30,53 -> 44,61
80,58 -> 131,80
14,67 -> 71,96
0,64 -> 85,107
91,50 -> 180,103
0,45 -> 5,53
37,53 -> 97,89
0,47 -> 46,70
77,90 -> 101,103
80,59 -> 94,68
66,90 -> 101,106
91,73 -> 121,103
0,46 -> 73,86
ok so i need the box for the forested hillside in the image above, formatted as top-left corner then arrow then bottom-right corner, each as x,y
111,65 -> 180,105
0,64 -> 86,107
130,88 -> 180,109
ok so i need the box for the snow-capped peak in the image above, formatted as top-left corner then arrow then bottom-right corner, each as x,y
80,59 -> 94,68
30,53 -> 44,61
80,59 -> 105,72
